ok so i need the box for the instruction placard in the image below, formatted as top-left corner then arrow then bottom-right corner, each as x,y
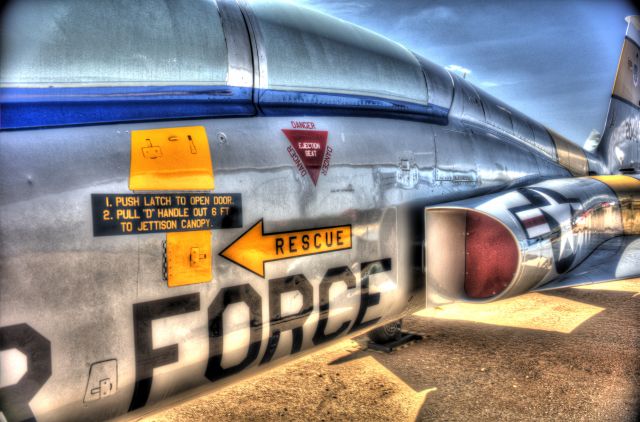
91,193 -> 242,236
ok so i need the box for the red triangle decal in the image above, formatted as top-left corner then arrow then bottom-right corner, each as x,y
282,129 -> 329,185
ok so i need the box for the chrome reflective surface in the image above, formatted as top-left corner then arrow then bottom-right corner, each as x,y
548,129 -> 589,177
425,177 -> 623,305
1,0 -> 229,86
450,74 -> 486,124
598,16 -> 640,174
415,54 -> 455,110
0,108 -> 574,420
537,236 -> 640,290
599,97 -> 640,173
0,1 -> 638,421
218,0 -> 254,89
244,0 -> 428,104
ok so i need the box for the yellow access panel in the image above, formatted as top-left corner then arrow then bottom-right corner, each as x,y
166,231 -> 212,287
130,126 -> 214,191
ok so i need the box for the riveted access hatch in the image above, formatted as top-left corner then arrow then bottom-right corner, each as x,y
166,230 -> 212,287
129,126 -> 214,191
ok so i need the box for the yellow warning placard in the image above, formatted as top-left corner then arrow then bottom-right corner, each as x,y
167,230 -> 212,287
220,220 -> 352,277
129,126 -> 214,191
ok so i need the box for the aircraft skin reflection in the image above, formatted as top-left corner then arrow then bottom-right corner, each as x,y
0,1 -> 638,421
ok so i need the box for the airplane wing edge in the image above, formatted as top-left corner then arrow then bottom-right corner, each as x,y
535,235 -> 640,291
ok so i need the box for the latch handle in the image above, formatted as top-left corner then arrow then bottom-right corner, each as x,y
190,247 -> 207,266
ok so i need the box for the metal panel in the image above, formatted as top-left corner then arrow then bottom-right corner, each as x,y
427,177 -> 624,303
510,112 -> 556,160
0,111 -> 580,420
511,110 -> 535,144
586,150 -> 608,175
433,125 -> 478,188
470,129 -> 541,190
217,0 -> 253,89
0,0 -> 229,86
535,155 -> 572,180
0,0 -> 256,130
478,90 -> 515,136
612,37 -> 640,108
536,236 -> 640,290
244,0 -> 428,105
592,175 -> 640,235
0,2 -> 621,420
166,231 -> 213,287
453,83 -> 558,162
424,209 -> 467,305
414,54 -> 455,111
129,126 -> 214,191
528,118 -> 558,160
598,97 -> 640,173
547,128 -> 589,176
449,74 -> 485,123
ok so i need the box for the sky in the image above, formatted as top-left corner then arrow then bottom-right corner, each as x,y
299,0 -> 637,145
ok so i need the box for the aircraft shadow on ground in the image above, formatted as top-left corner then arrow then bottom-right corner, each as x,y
329,287 -> 640,421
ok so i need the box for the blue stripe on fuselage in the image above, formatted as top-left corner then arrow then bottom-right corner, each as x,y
0,85 -> 448,130
257,89 -> 449,125
0,85 -> 256,130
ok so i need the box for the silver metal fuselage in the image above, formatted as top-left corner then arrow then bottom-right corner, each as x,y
0,1 -> 626,421
0,107 -> 583,421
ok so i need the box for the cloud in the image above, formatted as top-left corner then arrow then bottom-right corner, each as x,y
299,0 -> 368,17
430,5 -> 455,20
445,64 -> 472,77
394,5 -> 455,28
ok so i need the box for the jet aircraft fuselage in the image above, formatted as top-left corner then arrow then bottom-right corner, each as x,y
1,1 -> 639,421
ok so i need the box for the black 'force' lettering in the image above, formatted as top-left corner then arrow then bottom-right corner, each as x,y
0,324 -> 52,422
349,258 -> 392,333
260,274 -> 313,364
313,266 -> 356,345
128,294 -> 200,411
205,284 -> 263,382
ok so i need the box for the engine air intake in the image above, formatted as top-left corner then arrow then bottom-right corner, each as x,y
464,211 -> 519,299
